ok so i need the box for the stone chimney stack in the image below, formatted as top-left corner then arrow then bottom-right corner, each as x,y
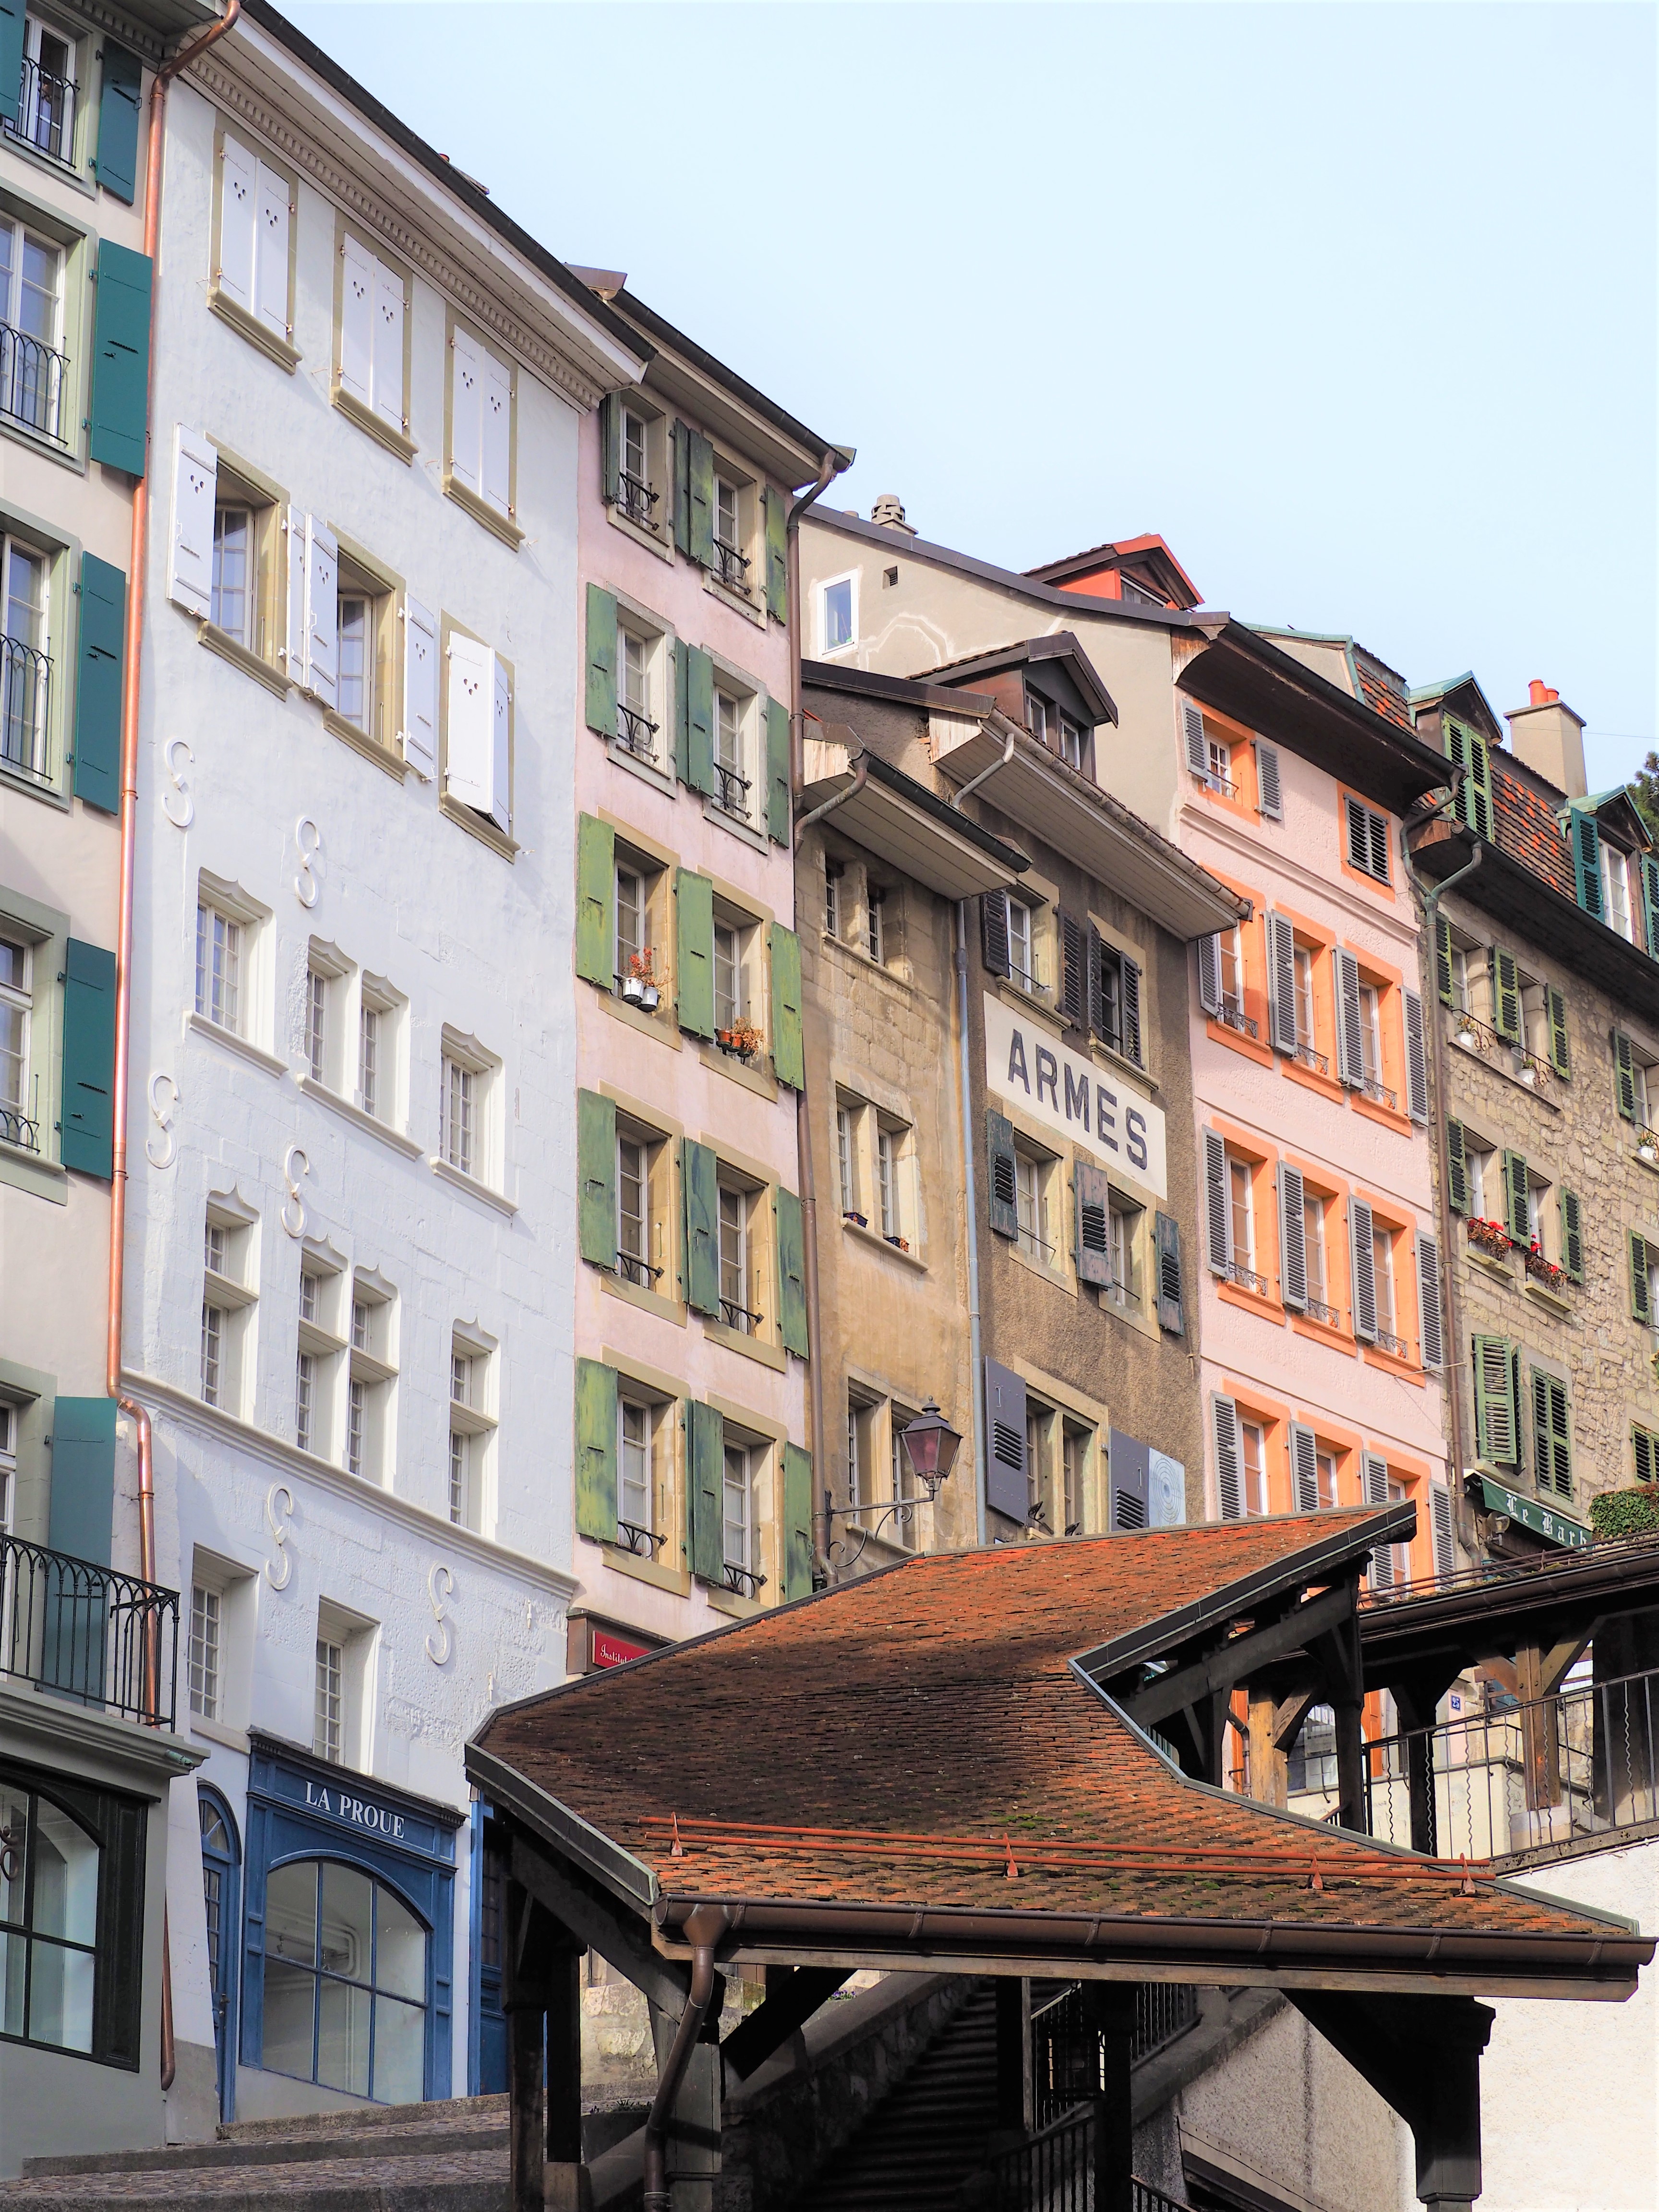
1506,679 -> 1587,801
870,493 -> 916,537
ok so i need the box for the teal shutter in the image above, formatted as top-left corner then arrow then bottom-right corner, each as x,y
1631,1232 -> 1651,1325
575,813 -> 614,987
1569,807 -> 1604,919
769,924 -> 804,1089
585,583 -> 617,738
577,1089 -> 618,1270
765,697 -> 791,844
95,41 -> 144,204
682,1138 -> 720,1315
686,427 -> 714,567
675,868 -> 715,1038
1490,948 -> 1521,1043
574,1358 -> 618,1542
48,1396 -> 117,1566
1531,1370 -> 1572,1498
73,553 -> 126,814
1473,1336 -> 1518,1466
764,487 -> 788,622
598,393 -> 620,505
1445,1116 -> 1468,1215
1445,719 -> 1492,841
0,0 -> 24,128
61,938 -> 116,1177
687,1400 -> 724,1580
683,646 -> 713,794
776,1187 -> 808,1358
673,639 -> 690,782
88,241 -> 153,476
782,1444 -> 814,1599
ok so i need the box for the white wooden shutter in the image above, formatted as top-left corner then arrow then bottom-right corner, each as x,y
305,517 -> 338,709
445,629 -> 494,815
1204,1128 -> 1228,1274
450,325 -> 483,497
1267,913 -> 1297,1051
373,261 -> 405,432
1417,1233 -> 1443,1370
1213,1395 -> 1243,1521
338,233 -> 374,406
1290,1420 -> 1319,1512
1363,1451 -> 1393,1587
1334,948 -> 1363,1087
282,505 -> 305,678
1404,990 -> 1429,1122
1255,741 -> 1283,820
169,426 -> 217,617
253,158 -> 290,338
1279,1162 -> 1307,1312
481,347 -> 512,517
401,597 -> 438,781
1181,700 -> 1207,777
1197,934 -> 1221,1017
489,653 -> 512,834
216,133 -> 257,313
1430,1484 -> 1455,1580
1350,1196 -> 1377,1342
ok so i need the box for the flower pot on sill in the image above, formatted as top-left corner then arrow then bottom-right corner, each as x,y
640,984 -> 660,1011
843,1211 -> 867,1228
621,977 -> 646,1006
1641,1143 -> 1658,1166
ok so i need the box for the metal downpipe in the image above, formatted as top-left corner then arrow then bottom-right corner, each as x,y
641,1906 -> 727,2212
955,901 -> 987,1544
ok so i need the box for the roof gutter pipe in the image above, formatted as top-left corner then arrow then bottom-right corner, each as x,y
949,724 -> 1017,813
786,445 -> 852,1584
794,749 -> 868,843
641,1903 -> 728,2212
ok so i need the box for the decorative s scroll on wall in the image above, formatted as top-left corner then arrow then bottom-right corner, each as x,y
281,1144 -> 310,1238
425,1563 -> 454,1665
162,739 -> 193,828
145,1073 -> 179,1167
264,1482 -> 294,1589
294,816 -> 322,909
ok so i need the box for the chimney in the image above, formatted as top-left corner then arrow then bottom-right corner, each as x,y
1505,680 -> 1587,801
870,493 -> 916,537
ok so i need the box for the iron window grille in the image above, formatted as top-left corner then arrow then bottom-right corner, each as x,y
616,702 -> 659,759
3,52 -> 77,165
0,325 -> 67,444
714,759 -> 751,816
0,635 -> 51,785
617,472 -> 658,528
712,539 -> 751,592
614,1520 -> 668,1559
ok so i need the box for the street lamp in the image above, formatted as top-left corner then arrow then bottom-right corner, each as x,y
898,1399 -> 962,1501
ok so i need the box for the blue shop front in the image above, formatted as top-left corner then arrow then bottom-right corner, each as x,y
238,1736 -> 462,2111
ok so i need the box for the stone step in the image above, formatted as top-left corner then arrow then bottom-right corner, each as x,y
0,2148 -> 507,2212
23,2123 -> 507,2182
221,2096 -> 507,2145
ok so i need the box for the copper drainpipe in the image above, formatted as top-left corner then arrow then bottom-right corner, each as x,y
106,0 -> 243,2096
641,1905 -> 728,2212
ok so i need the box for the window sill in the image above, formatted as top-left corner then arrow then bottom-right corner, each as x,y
0,406 -> 83,473
1351,1092 -> 1414,1139
1205,1015 -> 1274,1070
0,760 -> 68,811
298,1318 -> 346,1359
196,618 -> 291,699
1289,1311 -> 1355,1356
604,501 -> 675,565
841,1216 -> 928,1273
1281,1055 -> 1346,1106
204,1267 -> 258,1313
994,976 -> 1061,1031
431,1156 -> 517,1215
439,791 -> 518,860
1005,1238 -> 1068,1292
296,1073 -> 424,1157
604,729 -> 676,795
1524,1280 -> 1575,1320
703,1579 -> 764,1621
189,1713 -> 250,1755
0,1143 -> 67,1204
443,471 -> 525,550
1361,1341 -> 1425,1386
209,285 -> 301,373
1467,1249 -> 1515,1286
600,1269 -> 687,1328
701,1317 -> 787,1373
2,130 -> 96,201
186,1010 -> 287,1080
331,383 -> 416,466
701,794 -> 769,853
590,1537 -> 687,1595
697,1039 -> 779,1101
703,568 -> 766,627
1216,1278 -> 1284,1324
1090,1037 -> 1155,1093
1094,1289 -> 1157,1341
323,709 -> 409,782
600,988 -> 682,1051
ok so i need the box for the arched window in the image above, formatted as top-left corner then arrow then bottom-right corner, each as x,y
262,1858 -> 427,2103
197,1787 -> 240,2119
0,1772 -> 101,2053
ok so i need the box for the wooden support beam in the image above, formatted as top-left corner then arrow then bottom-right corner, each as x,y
1289,1991 -> 1493,2209
510,1830 -> 688,2016
721,1967 -> 852,2082
503,1878 -> 553,2212
1247,1690 -> 1288,1808
1124,1582 -> 1356,1731
1273,1692 -> 1318,1754
1081,1984 -> 1135,2212
1515,1644 -> 1564,1811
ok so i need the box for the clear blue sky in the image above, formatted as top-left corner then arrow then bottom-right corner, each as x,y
287,2 -> 1657,787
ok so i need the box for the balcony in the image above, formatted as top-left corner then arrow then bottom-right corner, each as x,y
1359,1073 -> 1398,1110
1293,1040 -> 1329,1074
0,321 -> 69,444
1303,1294 -> 1340,1327
1,634 -> 52,787
712,538 -> 751,594
616,1250 -> 664,1290
0,1532 -> 180,1729
1372,1325 -> 1408,1358
616,471 -> 658,529
718,1560 -> 766,1598
3,55 -> 77,166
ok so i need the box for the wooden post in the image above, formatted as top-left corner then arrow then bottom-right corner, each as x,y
502,1876 -> 550,2212
545,1936 -> 585,2195
1082,1984 -> 1135,2212
993,1976 -> 1028,2136
1515,1643 -> 1563,1811
1246,1688 -> 1288,1807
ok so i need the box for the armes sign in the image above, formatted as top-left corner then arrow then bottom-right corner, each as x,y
984,993 -> 1167,1201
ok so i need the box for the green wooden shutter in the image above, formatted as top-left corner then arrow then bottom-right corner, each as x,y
775,1187 -> 808,1358
986,1109 -> 1019,1238
48,1396 -> 117,1566
782,1443 -> 815,1599
1636,1427 -> 1659,1488
60,938 -> 116,1178
1615,1030 -> 1637,1121
687,1399 -> 724,1580
1531,1370 -> 1572,1498
1446,719 -> 1493,842
0,0 -> 24,128
577,1089 -> 618,1270
88,241 -> 153,476
95,41 -> 144,204
73,553 -> 126,815
682,646 -> 714,794
1546,986 -> 1571,1078
1490,948 -> 1521,1043
585,583 -> 617,738
1501,1149 -> 1530,1243
682,1138 -> 720,1315
764,486 -> 788,623
1473,1335 -> 1517,1466
686,427 -> 714,568
1435,914 -> 1454,1006
765,697 -> 790,845
1445,1117 -> 1468,1215
1568,807 -> 1604,919
574,1358 -> 618,1542
675,869 -> 715,1038
598,393 -> 620,505
575,814 -> 614,987
672,421 -> 692,555
1631,1231 -> 1651,1324
770,924 -> 804,1089
1642,855 -> 1659,960
1559,1188 -> 1584,1283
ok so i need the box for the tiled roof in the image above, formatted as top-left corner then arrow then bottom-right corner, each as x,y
1491,756 -> 1575,901
1353,650 -> 1414,733
474,1519 -> 1632,1969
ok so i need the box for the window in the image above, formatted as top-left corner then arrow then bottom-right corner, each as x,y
618,1397 -> 654,1542
261,1859 -> 427,2105
1107,1199 -> 1137,1308
189,1583 -> 221,1720
213,128 -> 293,353
447,321 -> 513,529
1372,1227 -> 1400,1352
616,626 -> 661,763
305,966 -> 327,1085
1345,795 -> 1391,883
1292,944 -> 1319,1065
313,1637 -> 343,1763
341,1279 -> 396,1486
1316,1448 -> 1338,1510
2,534 -> 52,785
195,903 -> 241,1033
357,1002 -> 380,1119
1240,1419 -> 1268,1516
889,1414 -> 919,1553
336,592 -> 371,734
1062,1424 -> 1089,1534
866,887 -> 884,966
712,687 -> 751,821
618,405 -> 654,526
211,503 -> 254,647
1303,1193 -> 1333,1322
7,18 -> 79,166
1217,926 -> 1250,1034
1025,693 -> 1050,747
718,1181 -> 757,1332
1604,845 -> 1634,942
1358,982 -> 1391,1104
722,1442 -> 756,1578
1229,1158 -> 1256,1286
877,1122 -> 902,1242
0,1772 -> 101,2055
821,575 -> 854,653
0,932 -> 33,1146
1058,716 -> 1083,770
1288,1705 -> 1338,1796
1007,897 -> 1037,995
335,230 -> 408,445
824,861 -> 842,937
0,1402 -> 14,1531
201,1203 -> 254,1414
448,1334 -> 495,1533
0,219 -> 64,442
847,1393 -> 876,1512
442,628 -> 513,839
712,913 -> 756,1042
441,1054 -> 475,1176
713,476 -> 749,594
295,1350 -> 315,1454
1015,1147 -> 1054,1265
836,1104 -> 858,1218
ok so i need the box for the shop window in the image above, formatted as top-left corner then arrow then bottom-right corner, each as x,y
260,1858 -> 428,2105
0,1772 -> 97,2054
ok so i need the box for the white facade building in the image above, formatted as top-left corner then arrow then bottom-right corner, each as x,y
118,11 -> 644,2133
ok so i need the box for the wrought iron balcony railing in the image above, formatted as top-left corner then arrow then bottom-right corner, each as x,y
712,538 -> 751,591
617,1250 -> 664,1289
0,1102 -> 40,1154
614,1520 -> 667,1559
713,759 -> 750,816
1372,1325 -> 1408,1358
1360,1074 -> 1398,1109
719,1296 -> 762,1335
3,56 -> 77,164
0,1531 -> 180,1729
0,322 -> 69,443
1293,1040 -> 1330,1074
1226,1261 -> 1268,1296
1,635 -> 52,786
616,702 -> 659,760
1304,1294 -> 1340,1327
616,471 -> 658,528
718,1559 -> 767,1598
1217,996 -> 1258,1039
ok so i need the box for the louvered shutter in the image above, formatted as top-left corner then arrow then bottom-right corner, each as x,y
1362,1452 -> 1393,1588
283,505 -> 306,679
765,698 -> 790,845
1445,1117 -> 1469,1215
339,233 -> 374,406
769,925 -> 804,1090
1334,949 -> 1363,1086
1532,1371 -> 1573,1498
1569,808 -> 1604,918
73,554 -> 125,815
1290,1422 -> 1319,1512
1058,914 -> 1086,1026
776,1189 -> 808,1357
1642,856 -> 1659,959
60,940 -> 116,1178
1154,1213 -> 1183,1335
577,1090 -> 618,1269
575,814 -> 614,987
1435,915 -> 1455,1006
401,597 -> 438,779
1204,1129 -> 1228,1274
1546,986 -> 1571,1078
1447,720 -> 1493,841
1430,1485 -> 1455,1581
1630,1232 -> 1651,1325
450,325 -> 483,498
1266,914 -> 1296,1051
1636,1429 -> 1659,1488
682,1142 -> 720,1316
1213,1395 -> 1243,1521
254,160 -> 290,338
1614,1031 -> 1637,1121
1501,1150 -> 1530,1243
686,426 -> 715,568
48,1399 -> 117,1569
764,487 -> 788,623
1181,700 -> 1207,777
1120,958 -> 1143,1067
1474,1336 -> 1518,1465
95,41 -> 143,205
674,868 -> 715,1039
216,133 -> 258,313
683,645 -> 714,795
671,421 -> 691,554
585,584 -> 617,738
1350,1197 -> 1377,1342
1278,1163 -> 1307,1311
1345,797 -> 1370,874
782,1445 -> 815,1599
986,1110 -> 1019,1239
1197,933 -> 1221,1018
1369,807 -> 1391,881
1559,1189 -> 1584,1284
598,395 -> 621,505
1074,1160 -> 1111,1288
482,349 -> 512,517
169,426 -> 216,617
981,890 -> 1010,979
373,260 -> 405,432
305,517 -> 338,709
1255,742 -> 1283,820
1417,1234 -> 1443,1369
1404,991 -> 1429,1122
687,1400 -> 725,1580
1110,1432 -> 1149,1532
1491,949 -> 1521,1042
1088,926 -> 1109,1035
445,630 -> 495,817
984,1360 -> 1029,1522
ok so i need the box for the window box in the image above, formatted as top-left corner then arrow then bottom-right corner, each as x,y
1523,1244 -> 1570,1294
1466,1216 -> 1514,1261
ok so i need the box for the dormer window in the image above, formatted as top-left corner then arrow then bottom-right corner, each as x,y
1025,693 -> 1049,745
1058,715 -> 1082,770
1603,843 -> 1634,941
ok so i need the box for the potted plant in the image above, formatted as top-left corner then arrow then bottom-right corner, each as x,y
1524,1240 -> 1567,1292
622,949 -> 660,1012
1454,1015 -> 1480,1051
1640,1131 -> 1659,1166
1467,1216 -> 1513,1260
843,1209 -> 868,1228
717,1018 -> 763,1064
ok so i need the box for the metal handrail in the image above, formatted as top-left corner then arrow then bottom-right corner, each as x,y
0,322 -> 69,443
0,1531 -> 180,1728
3,56 -> 77,164
991,2097 -> 1198,2212
1,634 -> 52,785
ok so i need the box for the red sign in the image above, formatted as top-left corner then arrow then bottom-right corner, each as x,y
591,1628 -> 651,1671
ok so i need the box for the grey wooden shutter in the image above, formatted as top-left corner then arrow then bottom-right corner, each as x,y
1120,958 -> 1142,1067
585,583 -> 617,738
687,1399 -> 725,1580
683,646 -> 715,795
1349,1196 -> 1377,1341
1290,1421 -> 1319,1512
1362,1452 -> 1393,1587
986,1110 -> 1019,1239
1430,1484 -> 1455,1580
1204,1129 -> 1228,1274
1059,913 -> 1086,1027
681,1139 -> 721,1314
1334,950 -> 1363,1087
1416,1234 -> 1443,1370
1154,1213 -> 1183,1335
598,394 -> 620,505
1110,1431 -> 1148,1532
1074,1161 -> 1111,1287
1445,1117 -> 1469,1215
686,426 -> 714,567
1212,1395 -> 1243,1521
765,697 -> 791,846
1278,1162 -> 1307,1312
672,421 -> 691,553
573,1358 -> 618,1542
1087,925 -> 1108,1037
981,890 -> 1010,979
1182,700 -> 1207,777
1255,742 -> 1283,820
764,486 -> 787,623
1197,933 -> 1221,1018
983,1359 -> 1029,1521
1404,991 -> 1429,1122
1266,914 -> 1296,1051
